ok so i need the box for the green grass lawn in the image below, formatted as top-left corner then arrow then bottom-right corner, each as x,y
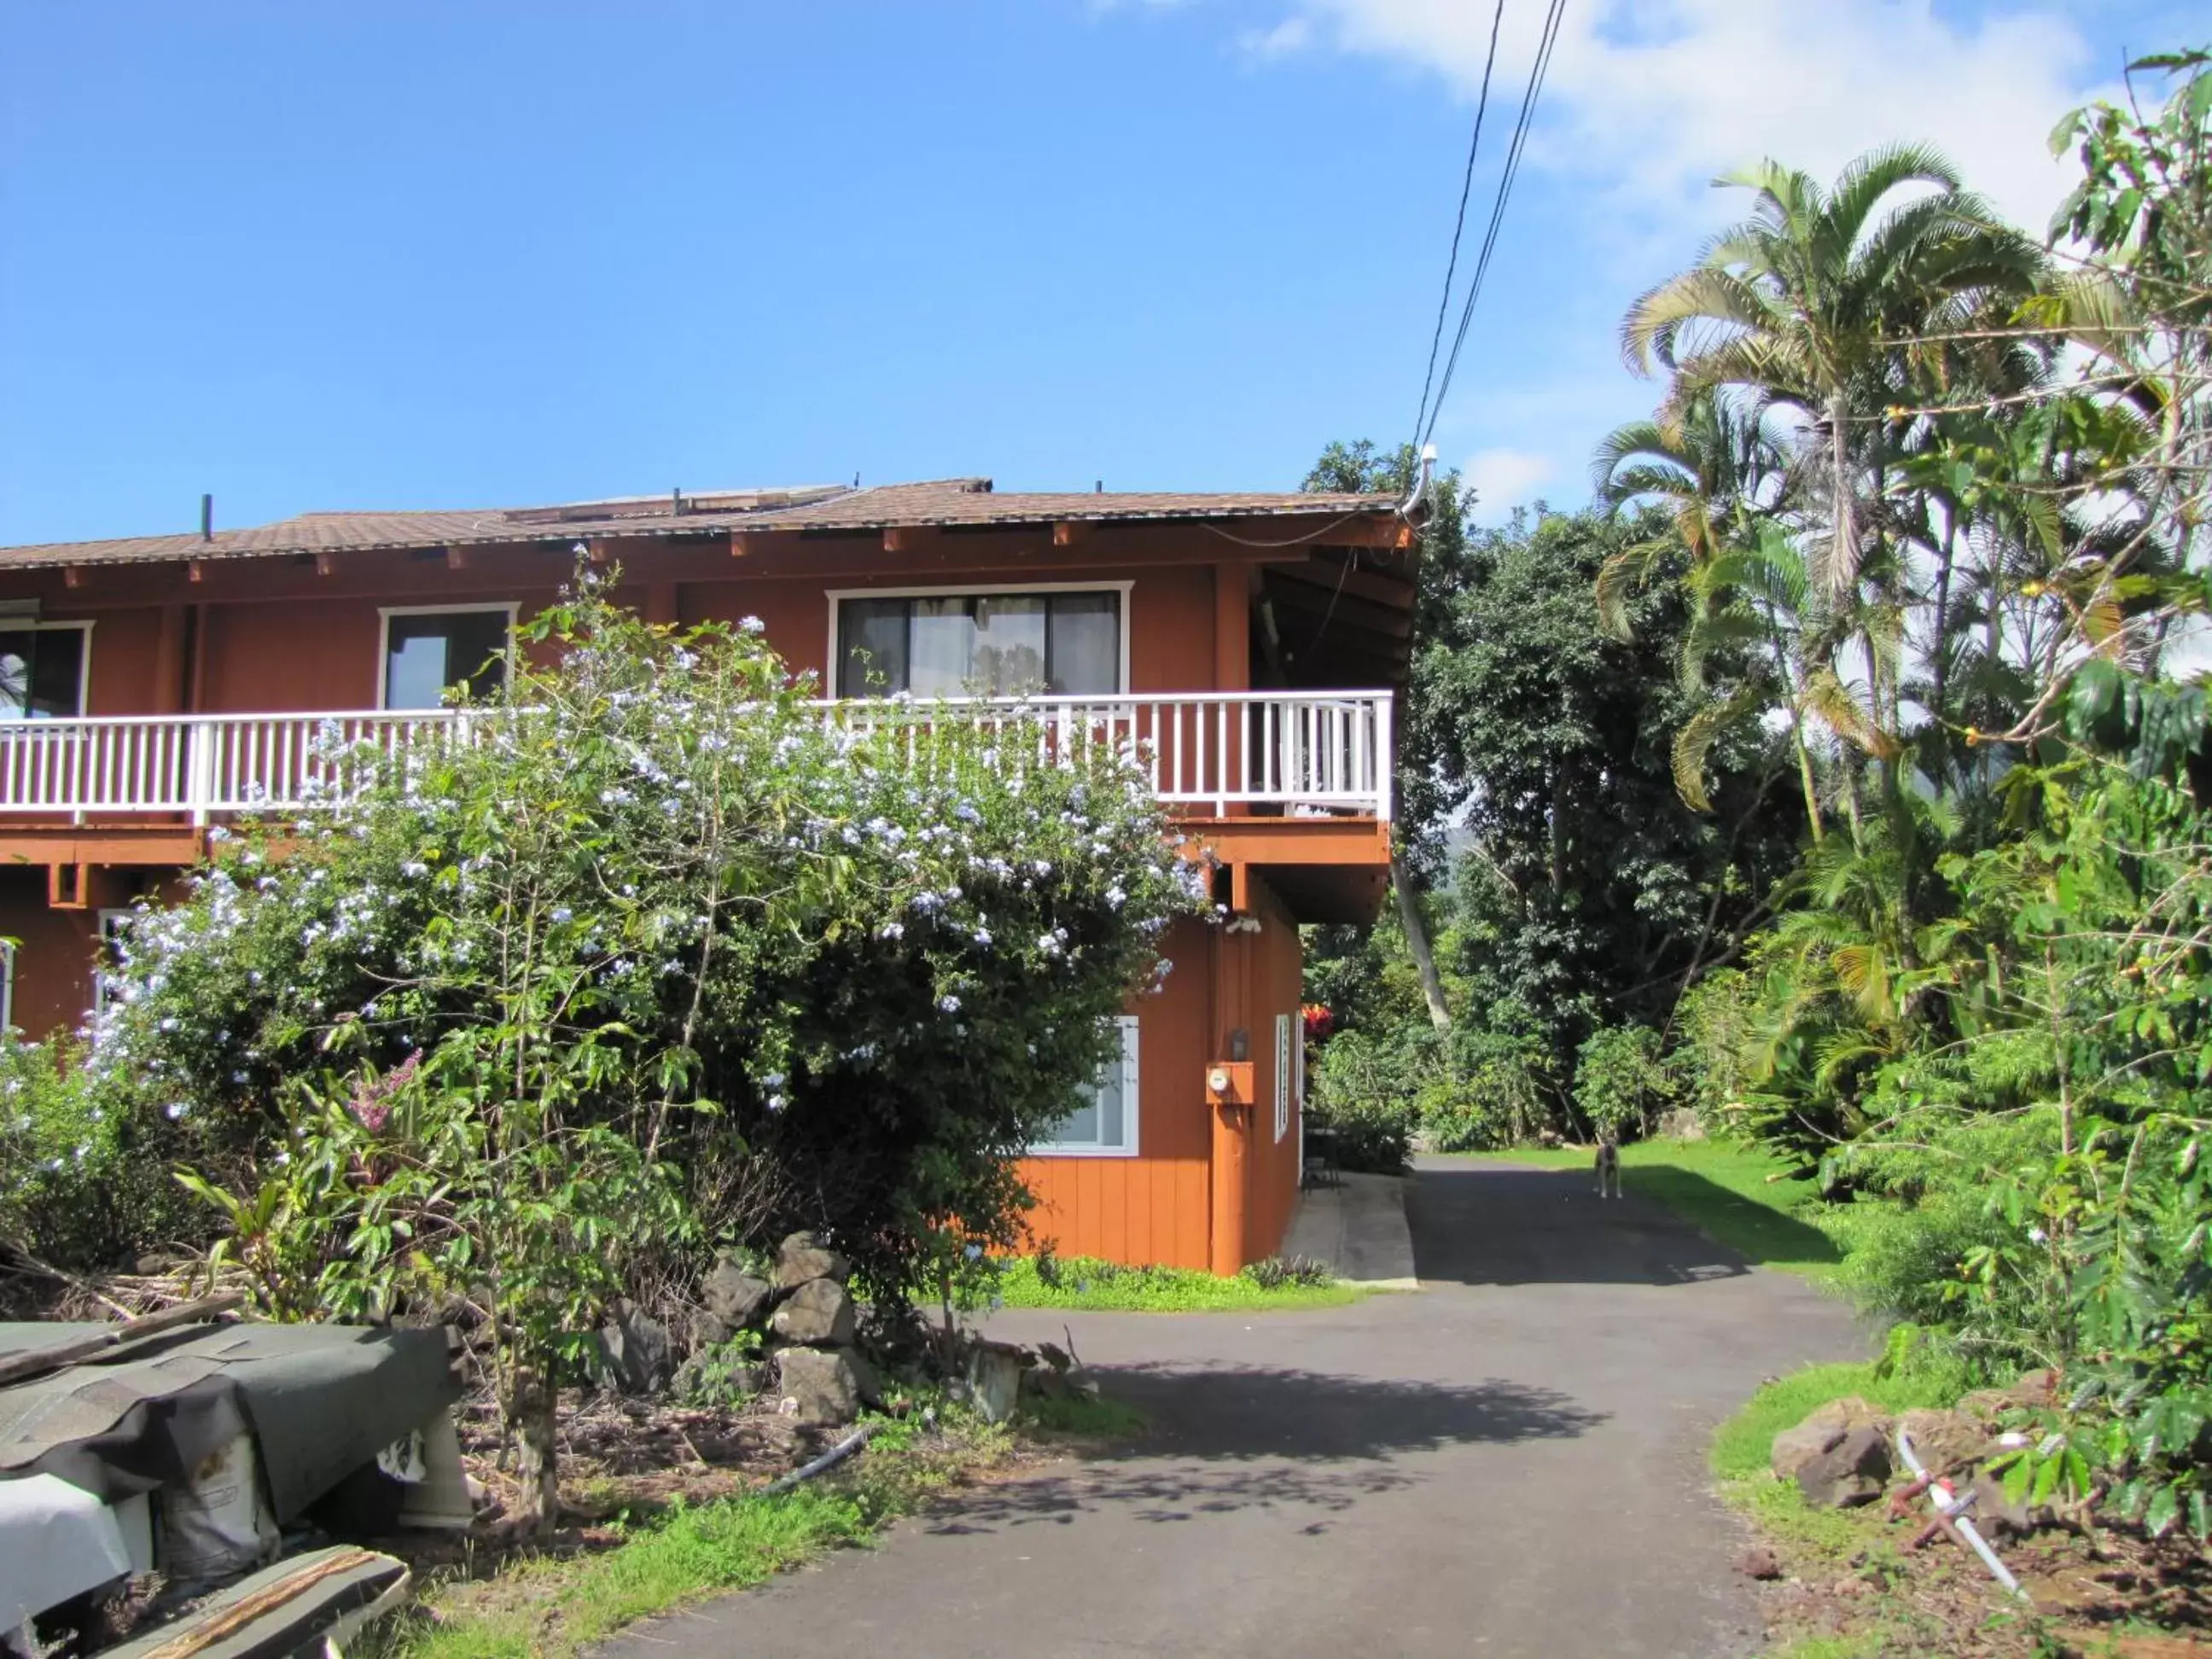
992,1254 -> 1364,1313
1476,1138 -> 1847,1279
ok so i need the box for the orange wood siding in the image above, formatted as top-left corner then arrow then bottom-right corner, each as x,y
1016,914 -> 1214,1270
1241,875 -> 1305,1264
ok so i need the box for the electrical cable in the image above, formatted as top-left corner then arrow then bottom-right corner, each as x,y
1419,0 -> 1569,455
1409,0 -> 1510,451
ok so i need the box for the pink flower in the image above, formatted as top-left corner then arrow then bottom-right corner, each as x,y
348,1048 -> 422,1133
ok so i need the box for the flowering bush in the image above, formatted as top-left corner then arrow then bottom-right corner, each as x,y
11,571 -> 1195,1528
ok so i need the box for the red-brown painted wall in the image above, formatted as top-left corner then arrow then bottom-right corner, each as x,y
1017,914 -> 1214,1271
1241,874 -> 1306,1265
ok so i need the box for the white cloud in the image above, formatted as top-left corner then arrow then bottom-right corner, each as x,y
1462,446 -> 1556,521
1278,1 -> 2109,238
1239,16 -> 1313,60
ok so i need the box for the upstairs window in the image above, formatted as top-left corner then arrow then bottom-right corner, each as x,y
380,606 -> 515,709
835,589 -> 1123,698
0,623 -> 90,720
1032,1016 -> 1140,1157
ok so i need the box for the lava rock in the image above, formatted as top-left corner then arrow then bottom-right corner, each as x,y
1796,1424 -> 1893,1509
774,1231 -> 850,1291
770,1278 -> 857,1348
1771,1395 -> 1892,1481
775,1347 -> 860,1427
1896,1406 -> 1988,1476
596,1301 -> 676,1396
703,1260 -> 773,1330
1734,1545 -> 1783,1581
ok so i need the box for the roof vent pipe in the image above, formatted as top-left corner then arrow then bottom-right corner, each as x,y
201,494 -> 213,543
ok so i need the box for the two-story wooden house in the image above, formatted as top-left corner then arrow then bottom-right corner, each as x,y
0,477 -> 1417,1272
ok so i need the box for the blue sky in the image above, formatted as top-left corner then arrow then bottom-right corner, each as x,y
0,1 -> 2193,545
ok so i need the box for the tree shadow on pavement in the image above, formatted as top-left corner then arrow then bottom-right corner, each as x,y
921,1363 -> 1604,1536
1407,1161 -> 1797,1288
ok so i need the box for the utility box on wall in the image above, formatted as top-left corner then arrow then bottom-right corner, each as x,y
1204,1061 -> 1254,1107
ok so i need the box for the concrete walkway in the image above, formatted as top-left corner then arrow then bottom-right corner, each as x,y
1282,1170 -> 1418,1287
601,1157 -> 1865,1659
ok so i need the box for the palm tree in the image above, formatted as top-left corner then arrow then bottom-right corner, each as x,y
1590,393 -> 1781,634
1591,395 -> 1837,841
1619,143 -> 2045,608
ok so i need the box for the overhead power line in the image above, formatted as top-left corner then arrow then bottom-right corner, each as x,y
1409,0 -> 1509,452
1416,0 -> 1570,457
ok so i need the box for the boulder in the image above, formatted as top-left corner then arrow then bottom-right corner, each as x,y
1796,1424 -> 1892,1509
1771,1395 -> 1892,1481
596,1301 -> 676,1396
672,1349 -> 763,1406
771,1278 -> 858,1348
1896,1407 -> 1987,1476
847,1347 -> 885,1410
1965,1469 -> 2045,1538
775,1347 -> 860,1427
703,1260 -> 773,1330
774,1231 -> 849,1291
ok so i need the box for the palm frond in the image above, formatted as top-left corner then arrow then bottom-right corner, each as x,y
1670,690 -> 1761,812
1619,268 -> 1779,376
1802,667 -> 1900,759
1593,538 -> 1674,643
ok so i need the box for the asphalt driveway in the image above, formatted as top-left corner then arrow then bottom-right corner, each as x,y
600,1155 -> 1865,1658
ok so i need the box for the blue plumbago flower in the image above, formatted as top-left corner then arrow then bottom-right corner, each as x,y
1105,885 -> 1126,909
963,1242 -> 984,1261
938,993 -> 962,1014
550,906 -> 573,924
164,1102 -> 189,1121
972,928 -> 992,946
878,921 -> 905,941
739,615 -> 765,635
765,1091 -> 788,1112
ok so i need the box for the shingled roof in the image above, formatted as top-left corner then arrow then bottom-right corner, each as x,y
0,478 -> 1404,570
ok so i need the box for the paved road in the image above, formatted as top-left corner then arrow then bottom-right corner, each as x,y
602,1157 -> 1865,1659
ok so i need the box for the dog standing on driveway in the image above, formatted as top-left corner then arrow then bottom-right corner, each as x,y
1593,1131 -> 1622,1200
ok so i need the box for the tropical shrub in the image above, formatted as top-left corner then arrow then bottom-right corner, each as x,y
1306,1030 -> 1421,1171
1571,1024 -> 1676,1138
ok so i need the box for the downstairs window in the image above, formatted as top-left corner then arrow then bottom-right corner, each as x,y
1032,1016 -> 1140,1157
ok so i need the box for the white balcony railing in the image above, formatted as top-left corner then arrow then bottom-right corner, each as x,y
0,691 -> 1393,825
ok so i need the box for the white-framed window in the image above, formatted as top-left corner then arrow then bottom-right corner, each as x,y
828,583 -> 1131,699
1033,1016 -> 1140,1157
1274,1012 -> 1292,1142
0,620 -> 93,720
92,908 -> 131,1016
377,604 -> 518,710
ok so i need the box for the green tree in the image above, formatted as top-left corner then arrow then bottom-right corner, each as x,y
1422,508 -> 1802,1089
